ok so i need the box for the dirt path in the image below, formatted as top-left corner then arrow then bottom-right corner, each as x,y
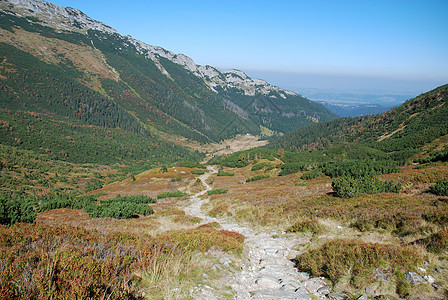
183,167 -> 333,299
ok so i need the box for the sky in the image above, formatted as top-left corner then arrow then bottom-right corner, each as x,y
51,0 -> 448,94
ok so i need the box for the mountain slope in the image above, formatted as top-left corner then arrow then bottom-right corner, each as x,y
269,84 -> 448,160
0,0 -> 336,154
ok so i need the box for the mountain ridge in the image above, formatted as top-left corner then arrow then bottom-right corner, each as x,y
0,0 -> 337,149
1,0 -> 305,103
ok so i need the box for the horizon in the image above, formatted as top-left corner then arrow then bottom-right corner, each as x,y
50,0 -> 448,95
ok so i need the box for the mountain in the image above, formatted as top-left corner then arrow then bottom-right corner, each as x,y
269,84 -> 448,160
0,0 -> 336,165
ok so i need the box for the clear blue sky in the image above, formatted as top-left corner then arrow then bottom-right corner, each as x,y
51,0 -> 448,93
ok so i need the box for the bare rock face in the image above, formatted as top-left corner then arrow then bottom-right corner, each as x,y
405,271 -> 427,285
0,0 -> 118,34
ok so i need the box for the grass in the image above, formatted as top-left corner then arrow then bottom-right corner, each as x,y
286,219 -> 324,234
207,205 -> 232,218
295,239 -> 425,289
157,190 -> 188,199
415,229 -> 448,254
160,225 -> 245,253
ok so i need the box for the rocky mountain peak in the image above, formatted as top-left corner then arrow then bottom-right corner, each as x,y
0,0 -> 118,34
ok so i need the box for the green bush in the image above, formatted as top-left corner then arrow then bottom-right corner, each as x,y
301,168 -> 322,180
176,161 -> 206,169
246,174 -> 270,182
86,201 -> 153,219
0,192 -> 37,225
278,162 -> 307,176
207,189 -> 228,196
157,191 -> 188,199
217,171 -> 234,176
84,195 -> 155,219
429,178 -> 448,196
171,177 -> 182,182
191,170 -> 205,175
324,160 -> 399,179
251,162 -> 270,171
332,175 -> 402,198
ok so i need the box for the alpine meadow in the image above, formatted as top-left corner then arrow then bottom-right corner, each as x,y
1,0 -> 447,299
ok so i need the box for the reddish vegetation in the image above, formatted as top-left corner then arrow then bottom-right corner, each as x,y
0,223 -> 181,299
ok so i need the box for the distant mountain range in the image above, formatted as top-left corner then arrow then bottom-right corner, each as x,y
0,0 -> 336,165
269,84 -> 448,160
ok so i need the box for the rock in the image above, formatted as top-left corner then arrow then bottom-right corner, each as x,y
280,279 -> 300,289
256,276 -> 281,289
357,295 -> 368,300
299,277 -> 327,293
296,272 -> 310,282
280,284 -> 297,291
373,295 -> 399,300
219,257 -> 232,266
417,267 -> 427,273
365,286 -> 375,295
253,289 -> 312,299
374,268 -> 389,281
423,275 -> 435,283
328,292 -> 349,300
423,261 -> 430,266
405,271 -> 427,285
432,281 -> 442,291
317,285 -> 332,295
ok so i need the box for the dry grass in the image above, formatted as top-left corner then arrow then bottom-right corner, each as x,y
91,167 -> 195,199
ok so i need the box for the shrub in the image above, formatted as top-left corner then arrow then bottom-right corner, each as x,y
171,177 -> 182,182
246,174 -> 270,182
423,210 -> 448,226
0,223 -> 189,299
429,177 -> 448,196
417,230 -> 448,254
217,171 -> 234,176
191,170 -> 205,175
278,162 -> 307,176
286,219 -> 323,234
86,201 -> 153,219
207,189 -> 228,196
301,168 -> 322,180
176,161 -> 206,169
0,192 -> 37,225
295,239 -> 423,288
251,162 -> 270,171
85,178 -> 103,192
157,191 -> 188,199
324,160 -> 399,179
332,175 -> 402,198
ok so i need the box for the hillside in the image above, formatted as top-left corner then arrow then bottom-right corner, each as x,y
269,84 -> 448,160
0,0 -> 336,166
